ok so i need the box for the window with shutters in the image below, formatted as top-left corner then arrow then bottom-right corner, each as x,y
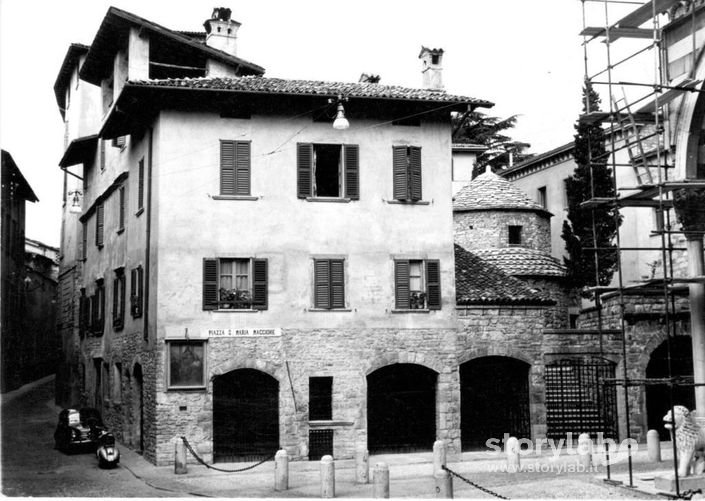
392,146 -> 422,202
112,136 -> 126,149
130,265 -> 144,318
112,268 -> 126,330
219,140 -> 251,196
297,143 -> 359,200
91,279 -> 105,335
118,185 -> 125,233
202,258 -> 268,311
95,203 -> 104,247
394,259 -> 441,311
137,157 -> 144,214
81,221 -> 87,260
313,259 -> 346,310
100,140 -> 106,172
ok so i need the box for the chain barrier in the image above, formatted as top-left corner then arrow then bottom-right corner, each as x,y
181,436 -> 274,473
680,489 -> 703,500
442,465 -> 509,500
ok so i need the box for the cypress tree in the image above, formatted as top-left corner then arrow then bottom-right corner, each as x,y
562,81 -> 622,293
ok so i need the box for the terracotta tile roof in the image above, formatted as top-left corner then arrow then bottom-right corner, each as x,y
472,248 -> 567,278
128,76 -> 493,106
453,167 -> 549,214
455,244 -> 554,305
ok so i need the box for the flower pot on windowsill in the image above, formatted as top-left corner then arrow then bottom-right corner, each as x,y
409,292 -> 426,310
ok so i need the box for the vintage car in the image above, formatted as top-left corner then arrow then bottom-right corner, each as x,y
54,408 -> 105,452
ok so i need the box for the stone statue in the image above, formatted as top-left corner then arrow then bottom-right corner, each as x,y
664,406 -> 705,477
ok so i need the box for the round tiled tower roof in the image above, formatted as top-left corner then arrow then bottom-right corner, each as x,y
453,166 -> 551,215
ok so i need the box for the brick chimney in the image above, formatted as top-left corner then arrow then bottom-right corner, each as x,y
419,46 -> 444,90
203,7 -> 241,56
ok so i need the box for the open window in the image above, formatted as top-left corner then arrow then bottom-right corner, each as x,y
297,143 -> 359,200
394,259 -> 441,310
203,258 -> 268,310
508,225 -> 523,246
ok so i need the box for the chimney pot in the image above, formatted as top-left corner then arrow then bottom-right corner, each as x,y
419,46 -> 444,90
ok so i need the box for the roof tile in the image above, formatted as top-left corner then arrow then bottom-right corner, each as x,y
472,247 -> 567,277
454,167 -> 548,213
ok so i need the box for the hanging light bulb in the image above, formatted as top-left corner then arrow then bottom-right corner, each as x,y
332,101 -> 350,130
69,190 -> 82,213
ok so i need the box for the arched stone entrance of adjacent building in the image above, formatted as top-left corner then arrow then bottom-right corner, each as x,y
646,336 -> 695,439
460,356 -> 531,450
212,368 -> 279,462
367,363 -> 437,453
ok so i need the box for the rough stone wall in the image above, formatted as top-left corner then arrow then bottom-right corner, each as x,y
454,210 -> 551,253
152,328 -> 459,466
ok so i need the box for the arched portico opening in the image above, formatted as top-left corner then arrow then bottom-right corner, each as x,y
212,368 -> 279,462
367,363 -> 437,453
646,336 -> 694,440
460,356 -> 531,450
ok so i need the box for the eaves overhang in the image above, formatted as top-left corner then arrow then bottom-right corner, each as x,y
59,135 -> 99,168
53,43 -> 90,119
79,6 -> 265,87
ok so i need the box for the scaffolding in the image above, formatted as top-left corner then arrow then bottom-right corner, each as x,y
548,0 -> 705,496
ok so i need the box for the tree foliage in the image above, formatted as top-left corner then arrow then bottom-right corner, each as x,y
451,111 -> 533,177
561,81 -> 622,293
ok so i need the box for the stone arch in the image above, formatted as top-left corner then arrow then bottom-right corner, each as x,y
458,345 -> 536,367
210,357 -> 283,383
672,47 -> 705,179
363,351 -> 443,376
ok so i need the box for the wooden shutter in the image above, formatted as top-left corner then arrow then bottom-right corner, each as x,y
135,266 -> 143,318
96,282 -> 105,335
117,273 -> 125,326
344,145 -> 359,200
130,268 -> 137,317
297,143 -> 313,198
330,259 -> 345,309
112,276 -> 119,324
138,158 -> 144,210
235,141 -> 251,196
314,260 -> 330,309
203,259 -> 218,310
252,258 -> 268,310
409,146 -> 422,202
393,146 -> 409,200
119,186 -> 125,230
394,260 -> 410,309
220,140 -> 235,195
95,203 -> 104,247
81,222 -> 87,260
426,259 -> 441,310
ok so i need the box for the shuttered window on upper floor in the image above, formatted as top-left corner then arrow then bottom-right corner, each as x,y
95,203 -> 104,247
394,259 -> 440,310
203,258 -> 268,311
392,146 -> 422,202
220,140 -> 251,196
313,259 -> 345,309
297,143 -> 359,200
130,265 -> 144,318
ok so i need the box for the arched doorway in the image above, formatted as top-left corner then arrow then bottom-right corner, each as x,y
367,363 -> 437,453
460,356 -> 531,450
213,369 -> 279,462
132,363 -> 144,453
646,336 -> 694,440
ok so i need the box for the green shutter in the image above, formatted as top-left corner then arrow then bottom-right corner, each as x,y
235,141 -> 251,196
297,143 -> 313,198
203,259 -> 218,310
330,259 -> 345,309
426,259 -> 441,310
314,260 -> 330,309
252,258 -> 268,310
344,145 -> 359,200
395,260 -> 410,309
409,146 -> 422,202
393,146 -> 408,200
220,140 -> 235,195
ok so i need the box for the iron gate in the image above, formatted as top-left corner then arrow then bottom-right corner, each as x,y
545,358 -> 618,440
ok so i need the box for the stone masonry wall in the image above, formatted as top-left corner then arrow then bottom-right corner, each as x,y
454,210 -> 551,254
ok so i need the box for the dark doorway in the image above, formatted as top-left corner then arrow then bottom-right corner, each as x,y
213,369 -> 279,462
460,356 -> 531,450
133,363 -> 144,453
646,336 -> 694,440
545,358 -> 618,440
367,363 -> 437,453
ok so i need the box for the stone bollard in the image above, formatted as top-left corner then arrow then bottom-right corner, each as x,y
647,429 -> 662,462
320,455 -> 335,498
433,440 -> 447,476
275,449 -> 289,491
174,439 -> 187,475
373,462 -> 390,498
578,433 -> 592,469
505,437 -> 520,473
355,445 -> 369,484
434,469 -> 453,498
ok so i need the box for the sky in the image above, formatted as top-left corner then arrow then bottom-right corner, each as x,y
0,0 -> 638,248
